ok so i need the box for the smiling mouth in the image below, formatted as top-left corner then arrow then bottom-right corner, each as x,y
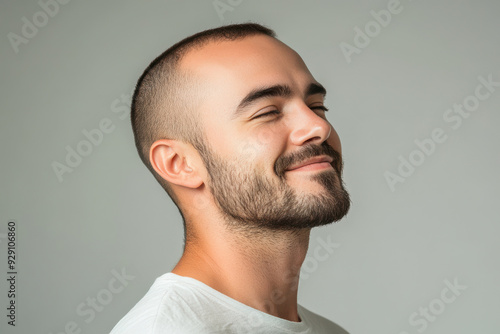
286,161 -> 334,172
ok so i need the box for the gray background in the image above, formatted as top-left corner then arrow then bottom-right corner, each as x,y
1,0 -> 499,333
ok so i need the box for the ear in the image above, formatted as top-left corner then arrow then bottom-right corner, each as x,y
150,139 -> 204,189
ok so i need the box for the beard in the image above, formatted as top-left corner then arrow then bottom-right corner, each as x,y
194,139 -> 351,234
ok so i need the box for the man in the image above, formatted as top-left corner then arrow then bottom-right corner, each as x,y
111,23 -> 351,333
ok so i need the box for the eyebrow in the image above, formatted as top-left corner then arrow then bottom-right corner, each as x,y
232,82 -> 327,119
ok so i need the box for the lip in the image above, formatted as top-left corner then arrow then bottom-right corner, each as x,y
286,155 -> 334,172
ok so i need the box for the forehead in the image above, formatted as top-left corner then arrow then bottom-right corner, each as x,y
179,35 -> 317,109
181,34 -> 307,69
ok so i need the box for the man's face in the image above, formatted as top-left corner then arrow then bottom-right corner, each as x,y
182,35 -> 350,232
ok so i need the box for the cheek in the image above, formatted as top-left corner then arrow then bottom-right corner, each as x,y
254,126 -> 283,148
231,129 -> 282,167
245,126 -> 286,172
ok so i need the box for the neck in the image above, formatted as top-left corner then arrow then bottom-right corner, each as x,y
172,224 -> 311,322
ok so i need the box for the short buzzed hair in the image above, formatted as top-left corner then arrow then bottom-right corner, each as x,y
131,23 -> 276,221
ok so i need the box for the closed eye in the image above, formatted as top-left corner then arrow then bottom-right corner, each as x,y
253,110 -> 281,119
253,105 -> 329,119
311,105 -> 329,112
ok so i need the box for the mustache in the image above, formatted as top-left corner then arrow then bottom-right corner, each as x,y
275,142 -> 343,177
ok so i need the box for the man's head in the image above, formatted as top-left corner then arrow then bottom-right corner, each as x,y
131,23 -> 350,242
131,24 -> 275,207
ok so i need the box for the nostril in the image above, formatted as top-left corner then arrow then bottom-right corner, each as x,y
304,136 -> 322,145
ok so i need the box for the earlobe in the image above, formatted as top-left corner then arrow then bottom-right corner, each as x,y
150,139 -> 203,189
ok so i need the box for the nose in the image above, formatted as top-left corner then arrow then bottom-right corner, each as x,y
287,103 -> 333,147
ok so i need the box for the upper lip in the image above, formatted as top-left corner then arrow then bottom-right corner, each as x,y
286,155 -> 333,171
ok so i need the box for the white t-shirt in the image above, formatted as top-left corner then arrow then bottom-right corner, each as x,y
110,272 -> 348,334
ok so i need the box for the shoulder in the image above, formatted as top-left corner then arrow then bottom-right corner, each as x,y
298,304 -> 350,334
109,273 -> 209,334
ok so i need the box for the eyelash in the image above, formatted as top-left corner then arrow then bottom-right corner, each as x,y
254,106 -> 329,119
